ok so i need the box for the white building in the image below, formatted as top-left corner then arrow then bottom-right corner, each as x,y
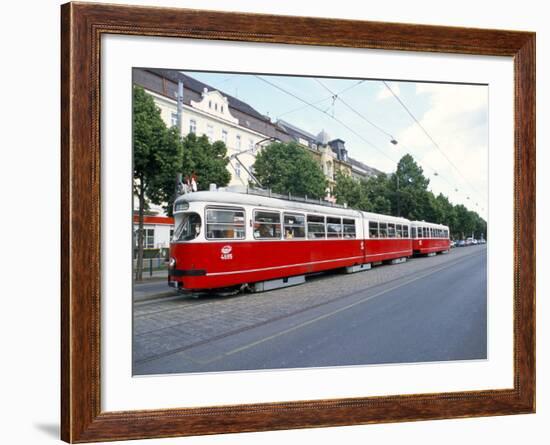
132,214 -> 174,255
134,68 -> 291,187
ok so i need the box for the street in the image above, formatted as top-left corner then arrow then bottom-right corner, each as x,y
133,245 -> 487,375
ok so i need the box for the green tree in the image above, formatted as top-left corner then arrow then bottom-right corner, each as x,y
133,86 -> 182,280
158,133 -> 232,216
389,154 -> 431,219
333,171 -> 370,210
181,133 -> 231,190
252,141 -> 327,198
363,173 -> 393,214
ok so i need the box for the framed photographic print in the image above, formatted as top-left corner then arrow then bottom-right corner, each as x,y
61,2 -> 535,442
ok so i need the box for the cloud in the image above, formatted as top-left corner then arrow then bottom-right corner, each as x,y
376,82 -> 400,101
395,83 -> 488,217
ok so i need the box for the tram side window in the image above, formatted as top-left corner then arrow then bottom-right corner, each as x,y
283,213 -> 305,239
388,223 -> 396,238
307,215 -> 325,239
379,222 -> 388,238
343,219 -> 356,238
206,208 -> 245,239
403,225 -> 409,238
396,224 -> 402,238
369,221 -> 379,238
444,229 -> 449,238
326,217 -> 342,238
411,227 -> 416,238
253,211 -> 282,239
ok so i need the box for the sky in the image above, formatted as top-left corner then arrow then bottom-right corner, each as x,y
183,70 -> 488,220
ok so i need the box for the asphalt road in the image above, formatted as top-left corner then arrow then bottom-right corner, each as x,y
133,245 -> 487,375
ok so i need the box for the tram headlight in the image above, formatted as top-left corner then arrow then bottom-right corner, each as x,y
169,257 -> 176,268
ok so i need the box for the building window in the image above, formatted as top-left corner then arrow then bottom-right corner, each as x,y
206,124 -> 214,141
253,211 -> 281,239
221,105 -> 224,113
215,103 -> 218,111
189,119 -> 196,134
235,162 -> 241,177
236,134 -> 241,149
208,100 -> 212,109
135,228 -> 155,249
205,208 -> 245,239
170,112 -> 178,128
249,139 -> 254,150
222,129 -> 228,144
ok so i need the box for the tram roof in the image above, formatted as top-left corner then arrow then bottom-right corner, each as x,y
176,190 -> 412,224
176,190 -> 361,217
410,220 -> 449,229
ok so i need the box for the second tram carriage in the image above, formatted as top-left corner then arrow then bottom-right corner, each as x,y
168,189 -> 450,292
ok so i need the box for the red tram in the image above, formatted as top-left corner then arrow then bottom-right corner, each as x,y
168,189 -> 449,292
410,221 -> 451,255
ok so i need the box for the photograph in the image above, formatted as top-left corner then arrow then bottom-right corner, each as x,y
132,68 -> 488,376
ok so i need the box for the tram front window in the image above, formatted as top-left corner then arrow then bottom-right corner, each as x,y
174,212 -> 201,241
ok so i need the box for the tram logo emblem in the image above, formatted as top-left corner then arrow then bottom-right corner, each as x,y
221,245 -> 233,260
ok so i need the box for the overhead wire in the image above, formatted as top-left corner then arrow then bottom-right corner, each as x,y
255,75 -> 399,166
382,81 -> 487,204
313,78 -> 472,201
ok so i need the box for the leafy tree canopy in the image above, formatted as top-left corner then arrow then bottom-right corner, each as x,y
252,141 -> 327,199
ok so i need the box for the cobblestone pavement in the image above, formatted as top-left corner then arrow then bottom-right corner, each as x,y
133,245 -> 486,367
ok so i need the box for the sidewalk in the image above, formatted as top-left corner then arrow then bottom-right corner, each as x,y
134,271 -> 177,302
137,269 -> 168,280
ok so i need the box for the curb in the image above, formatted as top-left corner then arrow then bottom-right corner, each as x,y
134,290 -> 178,303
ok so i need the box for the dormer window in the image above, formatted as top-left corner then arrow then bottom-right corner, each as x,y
208,100 -> 212,109
221,105 -> 224,113
215,103 -> 218,111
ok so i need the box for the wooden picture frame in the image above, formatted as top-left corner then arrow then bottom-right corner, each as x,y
61,2 -> 535,442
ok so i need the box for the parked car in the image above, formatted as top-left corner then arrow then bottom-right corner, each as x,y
472,239 -> 478,245
450,240 -> 456,248
457,240 -> 466,247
